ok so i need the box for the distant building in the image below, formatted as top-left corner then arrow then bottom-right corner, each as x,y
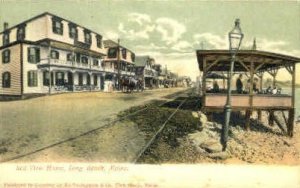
103,39 -> 136,91
134,56 -> 158,89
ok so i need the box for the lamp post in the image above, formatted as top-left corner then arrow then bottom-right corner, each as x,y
221,19 -> 244,151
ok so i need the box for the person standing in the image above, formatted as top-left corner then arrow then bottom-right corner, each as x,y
236,74 -> 243,94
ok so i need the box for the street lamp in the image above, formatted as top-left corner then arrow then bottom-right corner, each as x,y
221,18 -> 244,151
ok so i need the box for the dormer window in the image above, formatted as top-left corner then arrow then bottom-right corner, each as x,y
121,49 -> 127,59
96,35 -> 102,48
108,48 -> 117,58
131,53 -> 135,62
17,25 -> 26,41
3,32 -> 9,46
84,30 -> 91,44
52,17 -> 63,35
68,23 -> 77,39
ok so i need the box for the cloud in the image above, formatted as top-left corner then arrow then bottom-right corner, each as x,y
118,13 -> 155,40
128,13 -> 152,25
155,17 -> 187,45
104,30 -> 119,40
193,33 -> 228,49
118,13 -> 187,45
171,40 -> 193,52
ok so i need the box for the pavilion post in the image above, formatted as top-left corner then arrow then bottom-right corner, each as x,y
288,63 -> 296,137
246,61 -> 254,130
257,72 -> 264,121
201,57 -> 207,109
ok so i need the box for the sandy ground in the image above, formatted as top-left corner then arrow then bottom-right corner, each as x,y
139,111 -> 300,165
0,88 -> 185,162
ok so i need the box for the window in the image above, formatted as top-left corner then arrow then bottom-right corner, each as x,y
121,49 -> 127,59
2,72 -> 11,88
3,33 -> 9,46
17,25 -> 26,41
68,23 -> 77,39
28,71 -> 38,87
108,48 -> 117,58
93,75 -> 97,86
67,53 -> 74,61
87,74 -> 90,85
93,59 -> 98,66
78,73 -> 83,86
50,50 -> 59,59
96,35 -> 102,48
55,72 -> 64,86
81,56 -> 88,64
27,47 -> 40,63
52,17 -> 63,35
76,53 -> 81,63
131,53 -> 135,62
84,30 -> 91,44
2,49 -> 10,63
43,71 -> 50,86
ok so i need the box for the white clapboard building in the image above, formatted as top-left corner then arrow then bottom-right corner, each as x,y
0,12 -> 136,99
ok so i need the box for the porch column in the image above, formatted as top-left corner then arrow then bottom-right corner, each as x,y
101,73 -> 106,91
52,70 -> 56,87
72,70 -> 76,92
89,72 -> 92,92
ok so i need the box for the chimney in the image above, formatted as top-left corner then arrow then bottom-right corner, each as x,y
252,38 -> 257,50
3,22 -> 9,30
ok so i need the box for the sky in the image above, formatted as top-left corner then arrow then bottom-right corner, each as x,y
0,0 -> 300,83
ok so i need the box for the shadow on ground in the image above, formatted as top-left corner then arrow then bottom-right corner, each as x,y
209,112 -> 284,136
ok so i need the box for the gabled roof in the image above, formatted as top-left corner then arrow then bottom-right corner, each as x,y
0,12 -> 104,38
103,39 -> 134,54
135,55 -> 155,67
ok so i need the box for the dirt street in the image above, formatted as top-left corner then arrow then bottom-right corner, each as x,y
0,88 -> 186,162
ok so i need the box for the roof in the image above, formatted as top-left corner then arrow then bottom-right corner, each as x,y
196,49 -> 300,72
103,39 -> 134,54
0,12 -> 104,37
135,55 -> 155,67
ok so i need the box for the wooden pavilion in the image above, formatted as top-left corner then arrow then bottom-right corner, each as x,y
196,50 -> 300,137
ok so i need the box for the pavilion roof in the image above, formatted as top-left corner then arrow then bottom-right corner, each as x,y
196,50 -> 300,72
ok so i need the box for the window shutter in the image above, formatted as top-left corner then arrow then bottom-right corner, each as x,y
27,48 -> 32,63
60,22 -> 64,35
36,48 -> 40,63
7,50 -> 10,63
34,71 -> 37,86
52,20 -> 56,33
27,71 -> 31,86
2,51 -> 4,63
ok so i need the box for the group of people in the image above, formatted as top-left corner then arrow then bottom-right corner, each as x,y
236,74 -> 281,94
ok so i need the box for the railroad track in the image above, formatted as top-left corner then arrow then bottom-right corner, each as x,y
132,90 -> 201,163
0,88 -> 195,163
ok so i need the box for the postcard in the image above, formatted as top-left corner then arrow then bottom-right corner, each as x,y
0,0 -> 299,187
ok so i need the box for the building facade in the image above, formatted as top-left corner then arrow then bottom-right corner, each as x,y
135,56 -> 158,89
103,40 -> 135,91
0,12 -> 136,98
